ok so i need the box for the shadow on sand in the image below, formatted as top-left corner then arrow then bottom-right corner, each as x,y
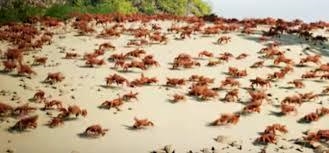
239,33 -> 329,57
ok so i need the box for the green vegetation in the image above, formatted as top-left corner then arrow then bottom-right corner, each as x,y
190,0 -> 212,16
0,0 -> 45,23
0,0 -> 212,23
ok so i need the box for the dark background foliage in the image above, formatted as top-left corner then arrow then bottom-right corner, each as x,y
0,0 -> 212,23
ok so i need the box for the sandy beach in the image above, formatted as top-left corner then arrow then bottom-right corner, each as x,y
0,15 -> 329,153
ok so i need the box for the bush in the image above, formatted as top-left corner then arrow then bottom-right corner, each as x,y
191,0 -> 211,16
0,0 -> 212,23
157,0 -> 188,16
44,4 -> 79,19
0,0 -> 45,23
113,0 -> 137,14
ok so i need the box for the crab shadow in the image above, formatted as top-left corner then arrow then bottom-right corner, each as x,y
252,140 -> 270,146
278,86 -> 295,90
60,57 -> 80,60
116,69 -> 140,73
122,125 -> 140,131
28,98 -> 37,103
265,65 -> 282,69
174,37 -> 186,41
77,65 -> 97,68
0,70 -> 11,75
221,72 -> 230,75
160,84 -> 181,89
31,63 -> 44,67
11,73 -> 33,79
312,80 -> 326,83
293,139 -> 314,148
192,57 -> 207,60
297,118 -> 312,124
240,87 -> 253,91
318,93 -> 328,97
200,34 -> 216,38
294,64 -> 310,68
190,96 -> 215,102
7,126 -> 35,133
240,33 -> 329,57
97,105 -> 121,111
98,85 -> 122,90
77,133 -> 101,139
269,111 -> 284,117
166,99 -> 179,104
206,122 -> 218,127
211,87 -> 226,91
42,123 -> 53,127
62,117 -> 79,122
40,80 -> 52,84
211,42 -> 220,45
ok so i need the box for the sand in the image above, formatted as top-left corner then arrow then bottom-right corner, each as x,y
0,19 -> 329,153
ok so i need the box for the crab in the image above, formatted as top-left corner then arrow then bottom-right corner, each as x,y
105,74 -> 130,87
13,103 -> 37,117
32,90 -> 46,103
236,53 -> 249,60
57,105 -> 87,119
199,88 -> 219,100
281,95 -> 303,105
299,92 -> 318,102
301,71 -> 318,79
280,103 -> 297,115
322,87 -> 329,94
248,90 -> 268,102
171,94 -> 186,103
166,78 -> 186,87
48,117 -> 64,128
100,97 -> 123,111
299,54 -> 322,65
198,50 -> 214,58
133,117 -> 154,129
11,115 -> 38,131
45,72 -> 65,84
217,36 -> 231,44
287,79 -> 305,88
85,58 -> 105,67
302,112 -> 320,123
320,73 -> 329,80
2,60 -> 17,72
142,55 -> 160,67
0,102 -> 13,116
83,124 -> 109,137
33,56 -> 48,66
17,64 -> 36,76
304,129 -> 329,144
264,124 -> 288,134
99,42 -> 115,50
243,101 -> 262,113
65,52 -> 80,59
211,113 -> 240,126
43,100 -> 63,110
224,89 -> 239,102
122,91 -> 138,101
250,61 -> 264,68
220,77 -> 240,88
273,54 -> 294,65
250,77 -> 271,88
256,133 -> 277,144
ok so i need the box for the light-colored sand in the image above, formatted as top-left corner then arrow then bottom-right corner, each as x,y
0,20 -> 329,153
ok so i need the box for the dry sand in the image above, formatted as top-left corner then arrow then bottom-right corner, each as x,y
1,20 -> 329,153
